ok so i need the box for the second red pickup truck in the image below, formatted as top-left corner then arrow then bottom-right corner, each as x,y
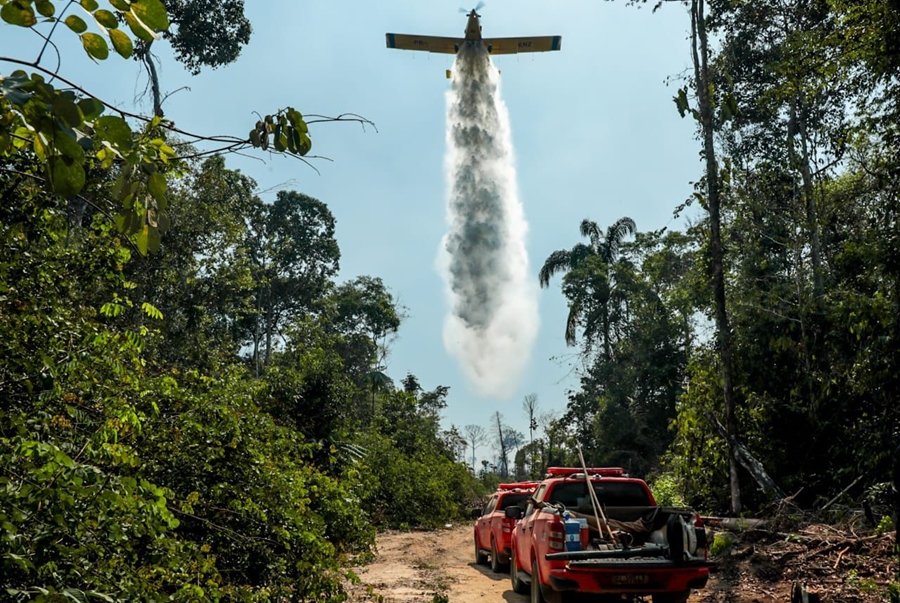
472,481 -> 538,573
507,467 -> 713,603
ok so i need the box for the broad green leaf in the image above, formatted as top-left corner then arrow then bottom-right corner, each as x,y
94,9 -> 118,28
53,130 -> 86,164
81,32 -> 110,60
130,0 -> 169,30
147,171 -> 166,201
115,208 -> 140,234
136,224 -> 150,255
35,0 -> 55,17
61,588 -> 88,603
78,97 -> 104,120
64,14 -> 88,33
0,72 -> 32,105
298,132 -> 311,156
48,155 -> 86,197
33,133 -> 47,162
94,115 -> 132,149
131,0 -> 169,30
109,0 -> 130,11
286,126 -> 297,153
53,97 -> 83,128
148,227 -> 161,253
1,1 -> 37,27
109,28 -> 133,58
80,0 -> 100,10
123,11 -> 154,41
288,108 -> 308,133
273,123 -> 285,152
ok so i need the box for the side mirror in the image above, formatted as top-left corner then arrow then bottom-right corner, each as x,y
470,508 -> 482,519
505,506 -> 524,520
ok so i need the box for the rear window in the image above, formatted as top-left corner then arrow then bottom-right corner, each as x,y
548,481 -> 651,509
497,493 -> 531,510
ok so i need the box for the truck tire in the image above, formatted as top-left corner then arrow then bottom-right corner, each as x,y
510,548 -> 529,594
531,560 -> 548,603
652,591 -> 690,603
475,537 -> 488,565
490,537 -> 508,573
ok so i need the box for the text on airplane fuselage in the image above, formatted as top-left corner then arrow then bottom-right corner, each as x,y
518,41 -> 532,47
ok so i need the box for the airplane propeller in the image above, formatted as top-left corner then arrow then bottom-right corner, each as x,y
459,2 -> 486,13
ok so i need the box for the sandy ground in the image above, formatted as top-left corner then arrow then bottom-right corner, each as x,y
348,525 -> 527,603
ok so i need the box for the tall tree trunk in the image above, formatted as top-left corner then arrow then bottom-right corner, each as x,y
253,288 -> 262,377
788,100 -> 821,415
602,304 -> 611,361
691,0 -> 742,514
794,100 -> 824,299
494,412 -> 508,478
264,300 -> 275,367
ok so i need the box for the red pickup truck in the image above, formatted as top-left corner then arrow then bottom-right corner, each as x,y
472,481 -> 538,573
507,467 -> 713,603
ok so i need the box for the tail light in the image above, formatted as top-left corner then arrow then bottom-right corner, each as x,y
548,517 -> 565,551
694,514 -> 708,560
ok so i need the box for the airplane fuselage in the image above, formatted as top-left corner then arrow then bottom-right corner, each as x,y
464,11 -> 483,41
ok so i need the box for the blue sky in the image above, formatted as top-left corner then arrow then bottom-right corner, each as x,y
3,0 -> 703,461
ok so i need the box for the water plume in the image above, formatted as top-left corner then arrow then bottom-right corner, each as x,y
437,43 -> 539,399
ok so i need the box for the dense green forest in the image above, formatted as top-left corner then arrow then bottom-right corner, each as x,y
524,0 -> 900,519
1,1 -> 484,600
2,0 -> 899,601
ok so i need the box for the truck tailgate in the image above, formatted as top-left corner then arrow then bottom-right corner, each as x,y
564,558 -> 716,569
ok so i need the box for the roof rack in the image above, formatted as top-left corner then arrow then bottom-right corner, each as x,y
497,481 -> 539,491
545,467 -> 627,477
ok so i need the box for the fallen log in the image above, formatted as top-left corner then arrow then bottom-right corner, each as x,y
702,516 -> 767,531
705,411 -> 786,500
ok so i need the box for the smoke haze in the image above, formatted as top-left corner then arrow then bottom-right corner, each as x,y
437,44 -> 539,399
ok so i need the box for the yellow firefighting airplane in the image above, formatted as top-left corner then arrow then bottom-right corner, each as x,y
385,5 -> 561,65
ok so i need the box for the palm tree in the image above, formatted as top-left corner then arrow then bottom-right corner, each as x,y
539,217 -> 636,358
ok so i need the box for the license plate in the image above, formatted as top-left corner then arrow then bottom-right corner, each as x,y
611,574 -> 649,585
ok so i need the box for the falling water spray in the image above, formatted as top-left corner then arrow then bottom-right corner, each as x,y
437,44 -> 539,399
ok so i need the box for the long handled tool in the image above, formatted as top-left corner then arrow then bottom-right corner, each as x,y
576,443 -> 616,542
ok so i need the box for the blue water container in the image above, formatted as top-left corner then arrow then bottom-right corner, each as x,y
563,511 -> 582,551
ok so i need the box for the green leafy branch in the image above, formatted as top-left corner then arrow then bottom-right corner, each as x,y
1,0 -> 376,255
1,0 -> 170,62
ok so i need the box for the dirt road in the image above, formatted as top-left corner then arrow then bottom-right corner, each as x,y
349,525 -> 526,603
349,522 -> 897,603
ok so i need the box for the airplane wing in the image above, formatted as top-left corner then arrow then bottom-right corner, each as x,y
385,33 -> 463,54
483,36 -> 562,54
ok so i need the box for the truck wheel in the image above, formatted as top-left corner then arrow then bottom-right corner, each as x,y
652,591 -> 690,603
474,537 -> 488,565
531,560 -> 548,603
510,548 -> 529,594
490,537 -> 508,573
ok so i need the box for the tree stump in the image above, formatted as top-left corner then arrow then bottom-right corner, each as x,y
791,582 -> 821,603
